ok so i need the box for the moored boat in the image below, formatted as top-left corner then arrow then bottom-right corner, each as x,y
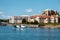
14,24 -> 26,28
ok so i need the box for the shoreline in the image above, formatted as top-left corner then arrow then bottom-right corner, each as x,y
8,23 -> 60,28
0,23 -> 60,28
26,24 -> 60,28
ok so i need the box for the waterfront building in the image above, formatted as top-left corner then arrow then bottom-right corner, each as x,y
28,16 -> 36,22
9,9 -> 59,24
41,9 -> 59,23
9,16 -> 22,24
29,9 -> 59,23
9,16 -> 15,23
9,16 -> 28,24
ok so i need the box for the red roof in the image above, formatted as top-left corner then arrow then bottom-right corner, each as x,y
38,16 -> 51,18
30,15 -> 51,19
30,16 -> 37,19
58,16 -> 60,18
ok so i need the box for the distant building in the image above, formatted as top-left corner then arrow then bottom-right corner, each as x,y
42,9 -> 58,16
41,9 -> 59,23
9,16 -> 28,24
29,9 -> 59,23
9,9 -> 60,24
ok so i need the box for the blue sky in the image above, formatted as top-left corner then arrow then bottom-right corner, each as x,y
0,0 -> 60,19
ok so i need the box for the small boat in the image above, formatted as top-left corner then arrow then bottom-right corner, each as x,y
14,24 -> 26,28
21,25 -> 26,28
16,25 -> 20,28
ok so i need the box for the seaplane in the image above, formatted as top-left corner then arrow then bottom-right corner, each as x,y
14,24 -> 26,29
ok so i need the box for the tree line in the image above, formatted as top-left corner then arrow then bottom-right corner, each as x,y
0,19 -> 9,22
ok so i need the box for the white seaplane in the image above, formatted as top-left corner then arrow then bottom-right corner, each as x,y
14,24 -> 26,30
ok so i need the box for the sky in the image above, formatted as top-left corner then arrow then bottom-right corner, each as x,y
0,0 -> 60,19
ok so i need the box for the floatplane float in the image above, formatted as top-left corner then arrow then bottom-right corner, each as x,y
14,24 -> 26,30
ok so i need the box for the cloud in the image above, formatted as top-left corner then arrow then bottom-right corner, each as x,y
1,15 -> 5,17
0,11 -> 10,19
0,12 -> 3,15
24,9 -> 33,12
7,16 -> 11,19
0,11 -> 4,17
1,15 -> 11,19
20,15 -> 29,16
39,11 -> 41,13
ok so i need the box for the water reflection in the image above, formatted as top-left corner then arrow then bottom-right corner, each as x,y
0,26 -> 60,40
12,27 -> 24,31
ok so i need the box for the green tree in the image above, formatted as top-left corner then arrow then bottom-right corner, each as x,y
34,20 -> 39,24
22,19 -> 27,24
0,19 -> 9,22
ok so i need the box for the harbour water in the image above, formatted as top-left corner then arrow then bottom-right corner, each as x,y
0,26 -> 60,40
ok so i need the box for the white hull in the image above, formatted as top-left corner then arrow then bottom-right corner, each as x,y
15,25 -> 26,28
16,25 -> 20,28
21,25 -> 25,28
